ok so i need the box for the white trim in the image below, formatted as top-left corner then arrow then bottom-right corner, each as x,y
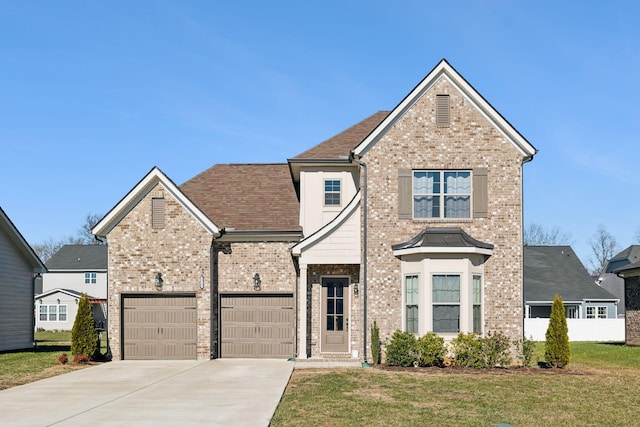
92,167 -> 220,237
393,246 -> 493,257
352,59 -> 537,160
291,191 -> 361,256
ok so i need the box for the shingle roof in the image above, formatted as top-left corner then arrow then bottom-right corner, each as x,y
392,227 -> 493,251
524,246 -> 616,302
605,245 -> 640,273
46,245 -> 107,270
180,164 -> 301,231
291,111 -> 390,160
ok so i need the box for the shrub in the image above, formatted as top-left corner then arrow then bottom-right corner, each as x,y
517,336 -> 536,368
480,331 -> 512,368
73,354 -> 90,364
449,333 -> 484,368
58,353 -> 68,365
385,330 -> 417,367
415,332 -> 446,367
371,320 -> 381,365
71,293 -> 98,360
545,294 -> 570,368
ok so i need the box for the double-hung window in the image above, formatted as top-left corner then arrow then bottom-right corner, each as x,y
85,272 -> 97,284
586,306 -> 607,319
324,179 -> 341,206
405,275 -> 419,334
432,274 -> 460,333
413,171 -> 471,218
472,275 -> 482,333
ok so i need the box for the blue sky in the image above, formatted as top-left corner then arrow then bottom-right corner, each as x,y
1,1 -> 638,265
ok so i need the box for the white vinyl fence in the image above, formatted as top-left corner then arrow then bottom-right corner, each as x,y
524,318 -> 625,342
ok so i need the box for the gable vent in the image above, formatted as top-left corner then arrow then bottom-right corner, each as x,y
436,94 -> 450,127
152,197 -> 165,229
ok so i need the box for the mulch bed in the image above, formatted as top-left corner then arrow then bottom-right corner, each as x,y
372,364 -> 588,375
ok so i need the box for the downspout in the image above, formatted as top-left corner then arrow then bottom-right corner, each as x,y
351,154 -> 369,367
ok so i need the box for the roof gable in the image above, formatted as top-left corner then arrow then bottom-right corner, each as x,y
0,206 -> 46,271
352,59 -> 537,161
46,245 -> 107,270
180,163 -> 301,232
92,167 -> 220,237
524,246 -> 617,302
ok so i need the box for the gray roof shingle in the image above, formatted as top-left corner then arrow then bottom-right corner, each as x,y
46,245 -> 107,270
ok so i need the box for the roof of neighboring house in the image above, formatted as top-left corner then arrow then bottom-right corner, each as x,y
180,163 -> 301,232
614,260 -> 640,275
290,111 -> 390,160
524,246 -> 617,302
46,245 -> 107,271
0,206 -> 46,272
605,245 -> 640,273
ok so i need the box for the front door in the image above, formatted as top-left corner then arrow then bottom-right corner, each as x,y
321,278 -> 349,353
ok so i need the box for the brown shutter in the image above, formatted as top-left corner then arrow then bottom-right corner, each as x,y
436,94 -> 450,127
398,169 -> 412,220
152,198 -> 165,228
473,168 -> 488,218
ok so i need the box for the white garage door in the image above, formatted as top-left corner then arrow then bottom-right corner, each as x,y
221,294 -> 294,358
122,294 -> 197,360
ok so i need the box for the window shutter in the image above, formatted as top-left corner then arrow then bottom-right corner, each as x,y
472,168 -> 488,218
398,169 -> 412,220
152,198 -> 165,228
436,95 -> 450,127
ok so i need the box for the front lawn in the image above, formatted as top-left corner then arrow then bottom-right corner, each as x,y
272,343 -> 640,426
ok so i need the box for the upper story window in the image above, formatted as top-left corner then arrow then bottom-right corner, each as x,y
324,179 -> 341,206
413,170 -> 471,218
85,272 -> 97,284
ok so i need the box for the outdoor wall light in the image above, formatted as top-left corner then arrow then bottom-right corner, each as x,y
199,276 -> 205,290
253,273 -> 261,291
155,272 -> 163,291
57,298 -> 60,305
353,283 -> 359,297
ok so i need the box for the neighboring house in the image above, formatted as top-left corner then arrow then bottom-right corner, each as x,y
92,59 -> 538,361
613,261 -> 640,346
36,245 -> 108,331
597,245 -> 640,318
0,206 -> 46,352
524,246 -> 623,341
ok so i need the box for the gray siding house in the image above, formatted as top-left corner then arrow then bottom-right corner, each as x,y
0,207 -> 46,351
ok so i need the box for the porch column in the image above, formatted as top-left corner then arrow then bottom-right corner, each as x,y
298,264 -> 308,359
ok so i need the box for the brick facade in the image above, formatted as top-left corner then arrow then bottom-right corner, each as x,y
361,78 -> 526,347
107,183 -> 213,360
625,276 -> 640,346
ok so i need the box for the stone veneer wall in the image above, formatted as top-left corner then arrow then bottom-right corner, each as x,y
625,276 -> 640,346
106,183 -> 213,360
362,78 -> 526,349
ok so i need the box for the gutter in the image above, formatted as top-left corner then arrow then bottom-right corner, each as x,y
350,153 -> 369,367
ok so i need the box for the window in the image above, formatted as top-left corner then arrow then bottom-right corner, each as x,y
38,304 -> 68,322
59,305 -> 67,322
39,305 -> 47,321
85,272 -> 97,284
48,305 -> 58,321
413,171 -> 471,218
586,306 -> 607,319
432,274 -> 460,333
324,179 -> 341,206
405,275 -> 419,334
566,306 -> 578,319
152,197 -> 165,228
472,275 -> 482,333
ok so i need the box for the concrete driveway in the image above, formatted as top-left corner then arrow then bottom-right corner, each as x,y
0,359 -> 294,426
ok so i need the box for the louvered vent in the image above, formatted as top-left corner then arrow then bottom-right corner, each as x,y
152,197 -> 165,229
436,94 -> 450,127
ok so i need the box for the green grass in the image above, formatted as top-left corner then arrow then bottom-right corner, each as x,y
272,343 -> 640,427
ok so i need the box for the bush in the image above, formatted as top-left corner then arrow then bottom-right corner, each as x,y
449,333 -> 484,368
73,354 -> 90,364
416,332 -> 446,367
480,331 -> 512,368
385,330 -> 417,367
371,320 -> 381,365
71,293 -> 98,360
58,353 -> 68,365
517,336 -> 536,367
545,294 -> 570,368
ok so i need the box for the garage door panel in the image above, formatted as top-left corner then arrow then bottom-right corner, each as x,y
122,295 -> 197,360
221,294 -> 294,359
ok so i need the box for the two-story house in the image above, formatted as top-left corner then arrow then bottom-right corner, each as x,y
92,59 -> 536,361
36,245 -> 108,331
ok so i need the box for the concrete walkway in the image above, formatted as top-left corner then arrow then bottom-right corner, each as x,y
0,359 -> 294,427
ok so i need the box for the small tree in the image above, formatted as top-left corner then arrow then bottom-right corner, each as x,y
545,294 -> 570,368
71,293 -> 98,360
371,320 -> 381,365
